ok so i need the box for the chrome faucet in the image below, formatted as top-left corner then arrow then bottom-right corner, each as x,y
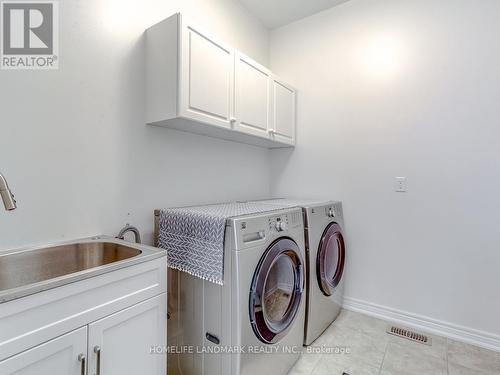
0,172 -> 16,211
116,224 -> 142,244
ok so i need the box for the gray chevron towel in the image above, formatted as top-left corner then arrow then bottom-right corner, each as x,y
157,202 -> 291,285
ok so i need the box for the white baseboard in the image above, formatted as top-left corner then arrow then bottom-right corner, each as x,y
343,296 -> 500,353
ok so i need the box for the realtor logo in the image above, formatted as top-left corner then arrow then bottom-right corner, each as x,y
1,1 -> 58,69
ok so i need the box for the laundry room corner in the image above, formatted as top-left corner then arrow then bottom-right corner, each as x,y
267,0 -> 500,347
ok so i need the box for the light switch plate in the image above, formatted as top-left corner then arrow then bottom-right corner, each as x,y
395,177 -> 407,192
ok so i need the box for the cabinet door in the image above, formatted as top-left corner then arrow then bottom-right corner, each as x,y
179,19 -> 234,129
88,294 -> 167,375
271,77 -> 296,145
0,327 -> 87,375
234,52 -> 271,138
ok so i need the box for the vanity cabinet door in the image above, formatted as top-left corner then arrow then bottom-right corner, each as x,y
88,294 -> 167,375
234,52 -> 272,138
179,20 -> 234,130
0,327 -> 87,375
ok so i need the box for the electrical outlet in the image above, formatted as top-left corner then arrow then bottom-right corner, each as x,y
395,177 -> 407,192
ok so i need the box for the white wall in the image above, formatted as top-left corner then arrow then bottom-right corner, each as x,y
270,0 -> 500,338
0,0 -> 271,249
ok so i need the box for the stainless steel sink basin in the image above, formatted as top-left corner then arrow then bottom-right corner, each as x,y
0,242 -> 142,291
0,236 -> 166,303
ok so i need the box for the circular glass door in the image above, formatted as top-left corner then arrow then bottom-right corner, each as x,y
249,238 -> 304,344
317,223 -> 345,296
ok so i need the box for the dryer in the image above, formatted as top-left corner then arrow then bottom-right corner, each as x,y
252,199 -> 346,345
164,207 -> 306,375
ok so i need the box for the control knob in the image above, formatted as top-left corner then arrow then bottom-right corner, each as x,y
328,208 -> 336,218
275,221 -> 288,232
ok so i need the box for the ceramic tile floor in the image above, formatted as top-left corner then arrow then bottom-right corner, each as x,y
288,310 -> 500,375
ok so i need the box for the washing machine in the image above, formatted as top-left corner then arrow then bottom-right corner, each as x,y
253,199 -> 346,345
163,207 -> 306,375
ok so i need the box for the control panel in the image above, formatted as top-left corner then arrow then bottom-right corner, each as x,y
232,208 -> 304,251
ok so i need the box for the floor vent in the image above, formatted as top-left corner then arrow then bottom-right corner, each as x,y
386,325 -> 432,346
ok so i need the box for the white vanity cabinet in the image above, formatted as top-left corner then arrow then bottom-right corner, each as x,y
0,257 -> 167,375
0,327 -> 88,375
146,13 -> 296,148
88,295 -> 166,375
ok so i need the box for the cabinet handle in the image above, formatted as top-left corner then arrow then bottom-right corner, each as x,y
94,346 -> 101,375
78,354 -> 86,375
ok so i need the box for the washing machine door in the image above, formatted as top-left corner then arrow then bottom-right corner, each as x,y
249,238 -> 304,344
317,222 -> 345,296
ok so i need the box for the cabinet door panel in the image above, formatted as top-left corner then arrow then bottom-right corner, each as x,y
88,294 -> 167,375
180,23 -> 234,129
234,53 -> 271,138
0,327 -> 87,375
272,78 -> 296,145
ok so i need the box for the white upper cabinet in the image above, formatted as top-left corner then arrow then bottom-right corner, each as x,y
179,24 -> 234,129
271,77 -> 296,145
146,13 -> 296,148
234,52 -> 271,139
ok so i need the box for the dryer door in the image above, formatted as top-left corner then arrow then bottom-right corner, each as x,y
249,238 -> 304,344
317,223 -> 345,296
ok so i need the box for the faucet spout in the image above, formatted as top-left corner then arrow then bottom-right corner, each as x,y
0,172 -> 17,211
116,224 -> 142,244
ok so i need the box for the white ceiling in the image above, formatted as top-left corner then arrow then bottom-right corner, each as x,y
238,0 -> 350,29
